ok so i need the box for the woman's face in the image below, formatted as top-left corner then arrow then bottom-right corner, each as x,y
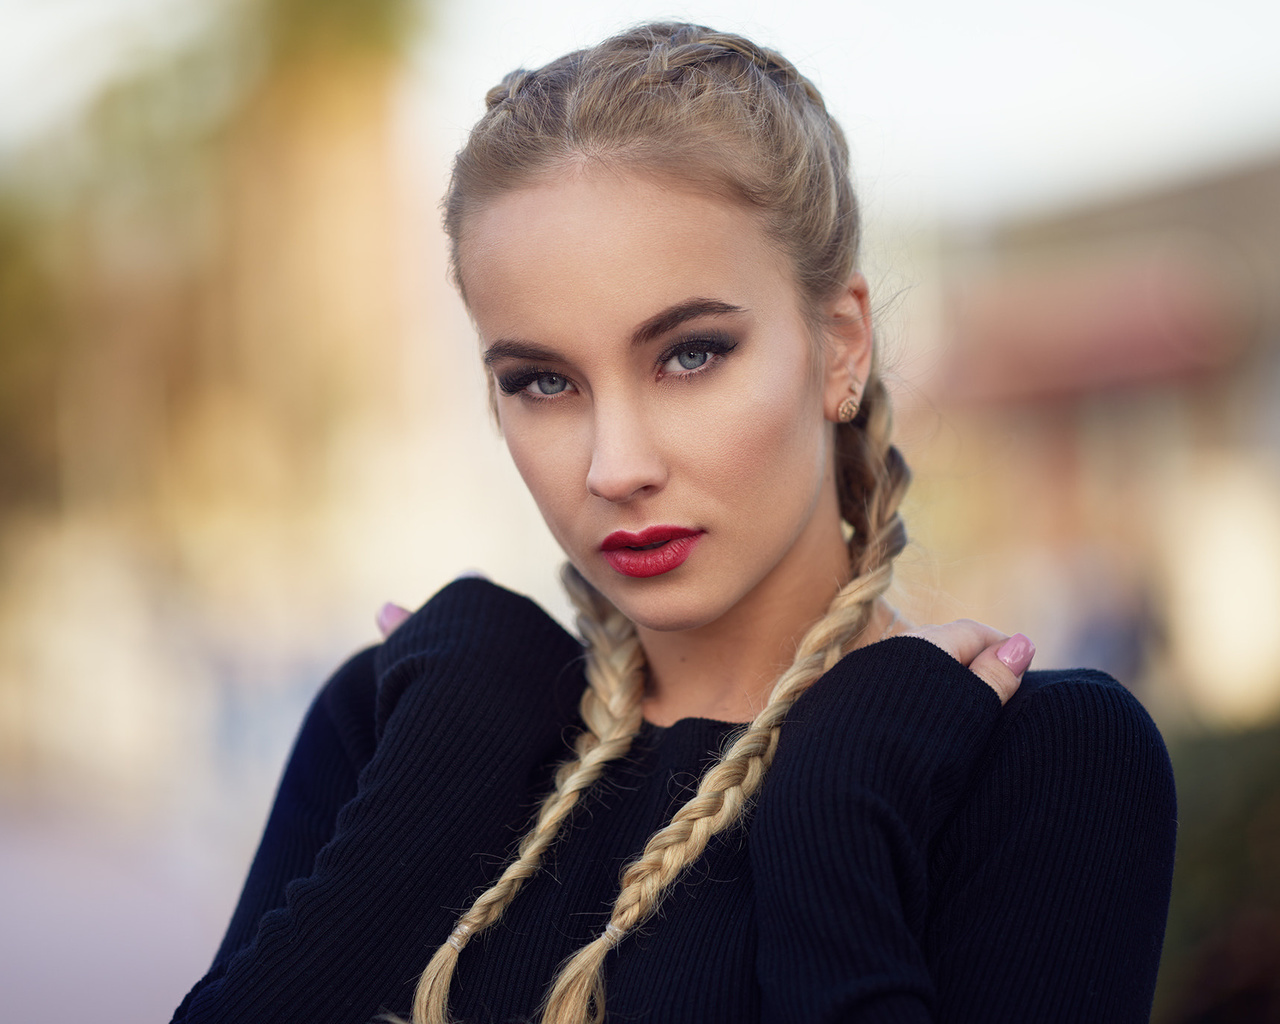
459,168 -> 869,635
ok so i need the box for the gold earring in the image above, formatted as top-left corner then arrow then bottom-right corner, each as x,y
837,389 -> 860,423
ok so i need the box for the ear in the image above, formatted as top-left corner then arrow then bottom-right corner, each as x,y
821,272 -> 874,422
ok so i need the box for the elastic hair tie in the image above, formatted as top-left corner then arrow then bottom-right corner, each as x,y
602,922 -> 625,947
446,923 -> 473,953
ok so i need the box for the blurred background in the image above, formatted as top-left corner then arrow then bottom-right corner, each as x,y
2,0 -> 1278,1020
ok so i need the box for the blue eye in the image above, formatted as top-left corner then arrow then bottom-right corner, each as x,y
527,373 -> 570,396
658,335 -> 736,377
495,368 -> 576,399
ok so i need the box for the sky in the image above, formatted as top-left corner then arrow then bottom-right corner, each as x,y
411,0 -> 1280,221
4,0 -> 1280,221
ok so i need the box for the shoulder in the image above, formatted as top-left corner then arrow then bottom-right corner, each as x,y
927,666 -> 1178,1007
772,637 -> 1003,785
292,578 -> 585,769
781,636 -> 1171,775
759,638 -> 1006,838
308,645 -> 380,771
970,665 -> 1176,815
370,577 -> 586,737
996,664 -> 1171,770
373,577 -> 580,678
765,637 -> 1175,827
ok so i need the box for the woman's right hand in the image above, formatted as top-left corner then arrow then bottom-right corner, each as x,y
903,620 -> 1034,705
376,602 -> 411,638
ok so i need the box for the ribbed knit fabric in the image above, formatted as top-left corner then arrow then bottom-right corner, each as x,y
172,578 -> 1177,1024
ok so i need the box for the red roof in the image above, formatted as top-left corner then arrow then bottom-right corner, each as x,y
936,250 -> 1251,404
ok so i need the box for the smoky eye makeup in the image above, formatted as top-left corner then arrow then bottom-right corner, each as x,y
490,327 -> 740,398
494,366 -> 573,397
656,331 -> 739,376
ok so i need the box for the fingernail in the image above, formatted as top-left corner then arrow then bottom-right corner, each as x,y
996,634 -> 1035,675
376,602 -> 405,636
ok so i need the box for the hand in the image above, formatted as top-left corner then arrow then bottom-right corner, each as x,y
902,620 -> 1033,705
376,602 -> 411,638
376,573 -> 490,639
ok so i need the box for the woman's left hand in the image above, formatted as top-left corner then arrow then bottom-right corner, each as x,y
903,620 -> 1034,705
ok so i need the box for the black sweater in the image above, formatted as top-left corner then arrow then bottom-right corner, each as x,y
172,578 -> 1177,1023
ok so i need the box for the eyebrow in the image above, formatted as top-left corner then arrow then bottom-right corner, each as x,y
630,298 -> 747,346
482,297 -> 747,366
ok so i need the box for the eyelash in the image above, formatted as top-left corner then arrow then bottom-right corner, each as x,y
656,333 -> 737,379
495,333 -> 738,401
495,367 -> 574,399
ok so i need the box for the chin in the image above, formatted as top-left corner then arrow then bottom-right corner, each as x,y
602,581 -> 735,635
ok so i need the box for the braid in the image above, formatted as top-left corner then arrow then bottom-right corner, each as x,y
483,69 -> 530,111
538,366 -> 909,1024
839,375 -> 911,577
434,20 -> 914,1024
407,566 -> 645,1024
641,29 -> 824,107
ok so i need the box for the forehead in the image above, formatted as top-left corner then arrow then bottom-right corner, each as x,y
457,169 -> 799,340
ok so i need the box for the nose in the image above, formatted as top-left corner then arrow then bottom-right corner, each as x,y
585,402 -> 667,503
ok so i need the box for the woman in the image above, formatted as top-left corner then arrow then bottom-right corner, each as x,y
172,22 -> 1176,1024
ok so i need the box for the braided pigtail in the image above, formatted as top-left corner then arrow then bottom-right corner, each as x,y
436,20 -> 915,1024
839,374 -> 911,580
538,373 -> 909,1024
407,566 -> 645,1024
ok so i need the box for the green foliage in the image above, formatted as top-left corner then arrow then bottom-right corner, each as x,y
0,199 -> 65,512
1154,721 -> 1280,1021
261,0 -> 423,61
0,0 -> 430,520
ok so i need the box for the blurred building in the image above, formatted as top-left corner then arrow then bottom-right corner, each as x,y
903,150 -> 1280,730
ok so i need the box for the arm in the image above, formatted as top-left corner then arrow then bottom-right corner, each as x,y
209,645 -> 378,970
753,637 -> 1002,1023
751,638 -> 1176,1024
171,579 -> 585,1024
924,669 -> 1176,1022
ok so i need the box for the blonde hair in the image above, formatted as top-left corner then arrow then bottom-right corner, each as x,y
412,22 -> 910,1024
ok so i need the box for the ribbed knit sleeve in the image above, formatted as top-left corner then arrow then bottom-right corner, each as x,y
209,645 -> 379,970
925,667 -> 1177,1023
751,637 -> 1176,1024
171,579 -> 585,1024
752,637 -> 1002,1023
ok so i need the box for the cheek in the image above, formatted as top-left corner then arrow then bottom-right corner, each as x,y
501,415 -> 587,538
678,354 -> 826,505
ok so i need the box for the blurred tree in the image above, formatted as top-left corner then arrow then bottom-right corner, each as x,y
0,199 -> 66,516
1155,723 -> 1280,1022
0,0 -> 429,799
0,0 -> 427,528
263,0 -> 422,60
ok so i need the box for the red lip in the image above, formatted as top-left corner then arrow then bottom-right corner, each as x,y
600,526 -> 704,578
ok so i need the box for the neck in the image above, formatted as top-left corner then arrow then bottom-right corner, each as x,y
636,581 -> 901,728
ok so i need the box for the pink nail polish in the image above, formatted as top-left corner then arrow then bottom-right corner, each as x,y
996,634 -> 1035,675
376,602 -> 402,636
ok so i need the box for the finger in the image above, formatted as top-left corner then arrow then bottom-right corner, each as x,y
965,633 -> 1035,706
376,602 -> 412,638
902,619 -> 1008,668
902,620 -> 1033,706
